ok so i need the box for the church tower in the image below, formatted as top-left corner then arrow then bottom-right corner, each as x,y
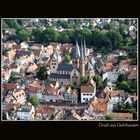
72,40 -> 80,69
86,61 -> 95,80
80,40 -> 86,77
83,38 -> 87,59
50,49 -> 59,73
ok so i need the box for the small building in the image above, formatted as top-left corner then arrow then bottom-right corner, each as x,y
64,87 -> 78,104
112,113 -> 133,120
88,96 -> 112,117
35,105 -> 56,120
16,103 -> 35,120
81,85 -> 96,103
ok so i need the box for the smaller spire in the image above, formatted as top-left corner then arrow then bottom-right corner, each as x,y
75,40 -> 81,59
81,39 -> 84,60
84,38 -> 87,57
87,61 -> 93,70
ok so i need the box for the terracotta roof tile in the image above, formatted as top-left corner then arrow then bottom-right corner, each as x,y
33,49 -> 41,57
112,113 -> 133,118
111,90 -> 126,96
81,86 -> 94,93
3,83 -> 17,91
12,45 -> 21,50
44,87 -> 58,95
10,63 -> 18,69
36,105 -> 55,115
90,97 -> 109,112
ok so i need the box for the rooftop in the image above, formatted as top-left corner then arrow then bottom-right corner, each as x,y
112,113 -> 133,119
3,83 -> 17,91
89,97 -> 109,112
49,73 -> 70,79
81,86 -> 95,93
57,63 -> 73,71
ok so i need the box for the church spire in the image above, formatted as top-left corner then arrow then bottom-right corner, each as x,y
81,39 -> 84,60
75,40 -> 81,59
87,61 -> 93,70
84,38 -> 86,57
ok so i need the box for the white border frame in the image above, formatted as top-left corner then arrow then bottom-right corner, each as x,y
1,18 -> 139,122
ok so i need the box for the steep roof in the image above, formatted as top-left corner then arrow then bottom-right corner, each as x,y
73,40 -> 81,59
112,113 -> 133,119
33,49 -> 41,57
86,61 -> 93,70
81,86 -> 95,93
49,73 -> 70,79
3,83 -> 17,91
36,105 -> 55,115
57,63 -> 73,71
16,51 -> 31,58
90,97 -> 109,112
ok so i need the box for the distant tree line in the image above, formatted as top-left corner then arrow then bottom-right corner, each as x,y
2,19 -> 137,58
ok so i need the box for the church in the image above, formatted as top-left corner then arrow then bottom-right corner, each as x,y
48,39 -> 95,86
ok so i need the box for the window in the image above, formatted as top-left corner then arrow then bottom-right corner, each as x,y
90,94 -> 92,96
83,98 -> 85,100
83,94 -> 85,96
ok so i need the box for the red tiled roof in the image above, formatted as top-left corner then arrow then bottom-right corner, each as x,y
90,97 -> 109,112
112,113 -> 133,118
81,86 -> 94,93
44,87 -> 58,95
33,49 -> 41,57
12,45 -> 21,50
36,105 -> 55,115
3,83 -> 17,91
111,90 -> 125,96
10,63 -> 18,69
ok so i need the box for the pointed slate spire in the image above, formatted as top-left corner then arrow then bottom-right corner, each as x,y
84,38 -> 87,57
81,39 -> 84,60
74,40 -> 81,59
87,61 -> 93,70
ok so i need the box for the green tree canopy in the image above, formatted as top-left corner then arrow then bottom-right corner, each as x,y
117,74 -> 127,82
81,76 -> 88,85
29,96 -> 39,107
93,75 -> 103,87
36,66 -> 48,80
117,80 -> 130,91
16,28 -> 30,42
63,54 -> 72,64
105,114 -> 113,120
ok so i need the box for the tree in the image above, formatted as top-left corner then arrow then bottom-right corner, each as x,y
115,103 -> 137,119
16,28 -> 30,42
124,37 -> 132,46
42,27 -> 59,43
31,28 -> 43,43
27,47 -> 33,52
105,114 -> 113,120
128,79 -> 137,94
29,96 -> 39,107
117,80 -> 130,91
106,32 -> 123,48
118,56 -> 128,61
36,66 -> 48,80
2,20 -> 8,30
94,75 -> 103,87
81,76 -> 88,85
63,54 -> 72,64
4,19 -> 21,29
117,74 -> 127,82
58,32 -> 70,43
9,75 -> 17,83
